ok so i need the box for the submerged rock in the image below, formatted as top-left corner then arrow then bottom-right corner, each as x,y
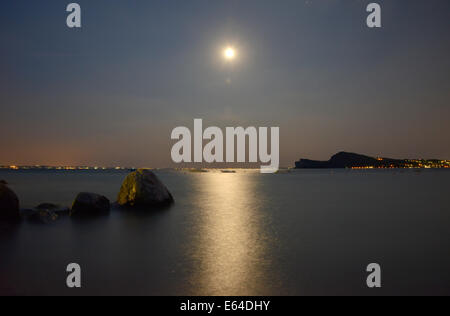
117,169 -> 174,207
35,203 -> 70,215
25,209 -> 59,224
20,203 -> 70,224
70,192 -> 110,217
0,184 -> 20,221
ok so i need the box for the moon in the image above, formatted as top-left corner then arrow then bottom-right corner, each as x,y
223,47 -> 236,61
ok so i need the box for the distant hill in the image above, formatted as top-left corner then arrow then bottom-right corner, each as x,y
295,152 -> 448,169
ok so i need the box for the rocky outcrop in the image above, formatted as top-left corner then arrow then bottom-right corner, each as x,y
0,184 -> 20,221
295,152 -> 407,169
70,192 -> 110,217
117,169 -> 174,207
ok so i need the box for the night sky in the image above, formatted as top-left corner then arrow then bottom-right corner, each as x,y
1,0 -> 449,167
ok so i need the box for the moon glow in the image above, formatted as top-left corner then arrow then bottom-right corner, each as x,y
223,47 -> 236,61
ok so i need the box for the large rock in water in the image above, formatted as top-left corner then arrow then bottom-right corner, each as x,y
118,169 -> 174,207
70,192 -> 110,217
0,184 -> 20,221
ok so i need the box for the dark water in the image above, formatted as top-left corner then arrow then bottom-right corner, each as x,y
1,169 -> 450,296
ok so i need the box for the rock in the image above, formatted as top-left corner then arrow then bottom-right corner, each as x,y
0,184 -> 20,221
0,180 -> 7,185
28,209 -> 59,224
117,169 -> 174,207
35,203 -> 70,215
21,203 -> 69,223
70,192 -> 110,217
36,203 -> 59,210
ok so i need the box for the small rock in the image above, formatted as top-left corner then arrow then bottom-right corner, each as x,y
29,209 -> 59,224
35,203 -> 70,215
70,192 -> 110,217
117,169 -> 174,208
36,203 -> 59,210
0,184 -> 20,221
21,205 -> 68,223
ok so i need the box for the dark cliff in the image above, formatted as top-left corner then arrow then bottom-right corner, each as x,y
295,152 -> 405,169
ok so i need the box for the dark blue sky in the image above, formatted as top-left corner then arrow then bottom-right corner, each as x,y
1,0 -> 449,167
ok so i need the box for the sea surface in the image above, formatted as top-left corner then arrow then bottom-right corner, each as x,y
1,169 -> 450,296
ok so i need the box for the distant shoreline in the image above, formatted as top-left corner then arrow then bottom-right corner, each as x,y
0,166 -> 135,171
1,152 -> 450,171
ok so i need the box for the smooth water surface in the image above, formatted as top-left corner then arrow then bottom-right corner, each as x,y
1,169 -> 450,295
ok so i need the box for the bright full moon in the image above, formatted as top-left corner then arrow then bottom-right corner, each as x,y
223,47 -> 236,60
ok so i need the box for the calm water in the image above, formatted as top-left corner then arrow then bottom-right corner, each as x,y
1,169 -> 450,295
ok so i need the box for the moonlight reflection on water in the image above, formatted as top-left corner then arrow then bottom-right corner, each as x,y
187,172 -> 276,296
